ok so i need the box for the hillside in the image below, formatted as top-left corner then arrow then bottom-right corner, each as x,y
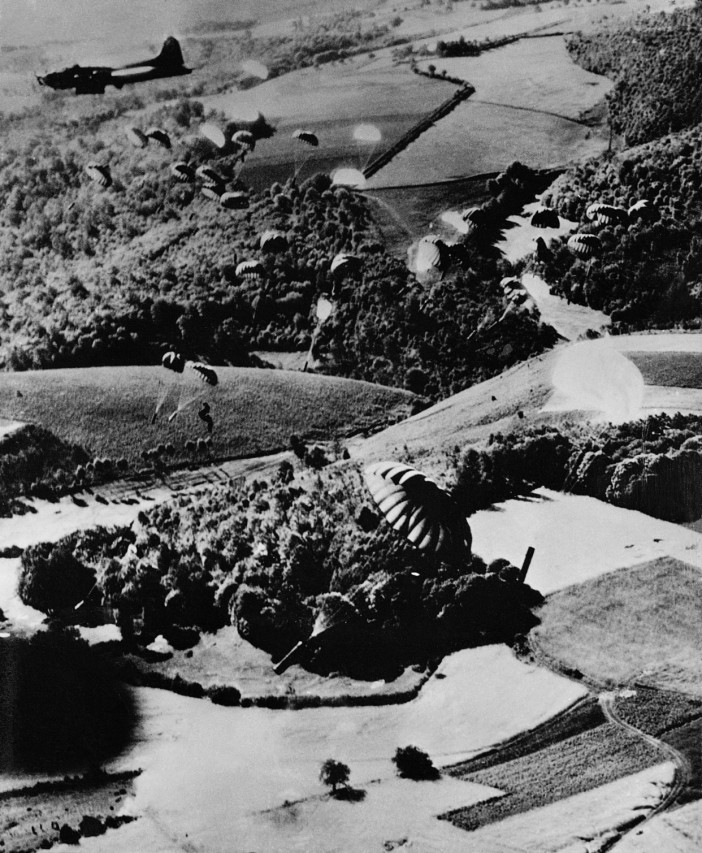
0,365 -> 415,466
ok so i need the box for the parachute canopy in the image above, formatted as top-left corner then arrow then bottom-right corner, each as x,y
331,167 -> 366,189
232,130 -> 255,150
310,593 -> 359,638
353,123 -> 382,144
199,122 -> 227,149
551,339 -> 644,424
186,361 -> 218,386
259,230 -> 287,253
145,127 -> 171,149
628,199 -> 651,219
241,59 -> 269,80
236,259 -> 266,280
85,162 -> 111,188
364,461 -> 472,560
330,253 -> 360,278
162,351 -> 185,373
170,161 -> 195,182
125,126 -> 148,148
220,191 -> 249,209
530,206 -> 560,229
201,185 -> 223,201
195,165 -> 224,186
567,233 -> 601,258
315,296 -> 334,323
586,202 -> 627,226
413,236 -> 447,275
292,129 -> 319,147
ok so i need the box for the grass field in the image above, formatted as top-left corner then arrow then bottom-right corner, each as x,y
627,351 -> 702,389
444,719 -> 663,831
613,797 -> 702,853
532,557 -> 702,694
0,366 -> 414,467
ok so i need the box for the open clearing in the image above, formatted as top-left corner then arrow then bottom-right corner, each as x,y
613,799 -> 702,853
627,351 -> 702,388
0,366 -> 414,466
532,557 -> 702,694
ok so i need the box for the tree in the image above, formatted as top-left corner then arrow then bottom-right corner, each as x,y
392,745 -> 440,780
320,758 -> 350,793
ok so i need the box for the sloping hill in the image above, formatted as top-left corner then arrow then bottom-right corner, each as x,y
0,366 -> 415,466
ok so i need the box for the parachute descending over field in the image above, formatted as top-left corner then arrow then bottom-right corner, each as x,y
353,124 -> 382,144
530,206 -> 560,229
364,461 -> 472,563
550,339 -> 644,424
85,162 -> 111,188
162,351 -> 185,373
170,161 -> 195,182
167,361 -> 218,422
153,351 -> 185,421
292,129 -> 319,147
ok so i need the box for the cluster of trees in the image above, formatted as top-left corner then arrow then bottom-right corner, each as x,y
530,121 -> 702,329
20,460 -> 543,680
567,8 -> 702,145
0,424 -> 89,513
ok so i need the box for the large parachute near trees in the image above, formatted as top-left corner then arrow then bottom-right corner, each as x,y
85,162 -> 111,188
586,202 -> 627,226
145,127 -> 171,149
186,362 -> 218,386
567,233 -> 601,258
364,461 -> 472,563
530,206 -> 559,228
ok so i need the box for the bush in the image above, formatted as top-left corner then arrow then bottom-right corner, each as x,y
392,745 -> 440,780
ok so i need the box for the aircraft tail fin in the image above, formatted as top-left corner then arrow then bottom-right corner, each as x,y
155,36 -> 186,68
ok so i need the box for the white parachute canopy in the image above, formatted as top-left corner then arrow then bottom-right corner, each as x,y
200,122 -> 227,149
353,123 -> 382,144
241,59 -> 269,80
331,167 -> 366,189
316,296 -> 334,323
551,339 -> 645,424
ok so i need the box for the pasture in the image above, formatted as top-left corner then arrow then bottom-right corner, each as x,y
532,557 -> 702,694
0,366 -> 414,467
627,351 -> 702,389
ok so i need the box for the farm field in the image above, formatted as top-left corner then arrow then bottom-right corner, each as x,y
0,366 -> 414,466
627,351 -> 702,388
613,799 -> 702,853
532,557 -> 702,694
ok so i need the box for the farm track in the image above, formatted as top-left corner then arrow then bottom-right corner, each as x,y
471,97 -> 595,126
529,632 -> 691,852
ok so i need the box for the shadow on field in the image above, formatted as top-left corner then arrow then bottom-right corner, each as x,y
0,628 -> 137,774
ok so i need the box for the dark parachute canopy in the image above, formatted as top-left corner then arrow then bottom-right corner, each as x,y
586,202 -> 627,226
530,206 -> 560,228
170,162 -> 195,182
124,126 -> 148,148
364,461 -> 472,562
259,230 -> 287,253
85,162 -> 111,188
567,233 -> 602,258
330,253 -> 360,279
201,185 -> 223,201
195,165 -> 224,186
145,127 -> 171,149
186,361 -> 218,386
232,130 -> 255,151
220,191 -> 249,210
628,199 -> 651,220
292,129 -> 319,147
162,351 -> 185,373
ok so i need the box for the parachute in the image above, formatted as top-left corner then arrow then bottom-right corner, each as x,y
200,122 -> 227,149
85,162 -> 111,188
567,233 -> 601,258
145,127 -> 171,149
586,203 -> 627,226
353,124 -> 382,144
220,191 -> 249,210
530,206 -> 560,228
186,361 -> 218,386
628,199 -> 651,220
162,351 -> 185,373
236,259 -> 266,281
170,162 -> 195,182
259,230 -> 287,253
310,593 -> 359,638
232,130 -> 255,151
241,59 -> 269,80
413,236 -> 447,276
330,253 -> 360,279
364,461 -> 472,561
292,129 -> 319,147
195,165 -> 224,186
316,296 -> 334,323
331,167 -> 366,189
551,339 -> 644,424
201,184 -> 223,201
125,126 -> 148,148
461,206 -> 486,230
